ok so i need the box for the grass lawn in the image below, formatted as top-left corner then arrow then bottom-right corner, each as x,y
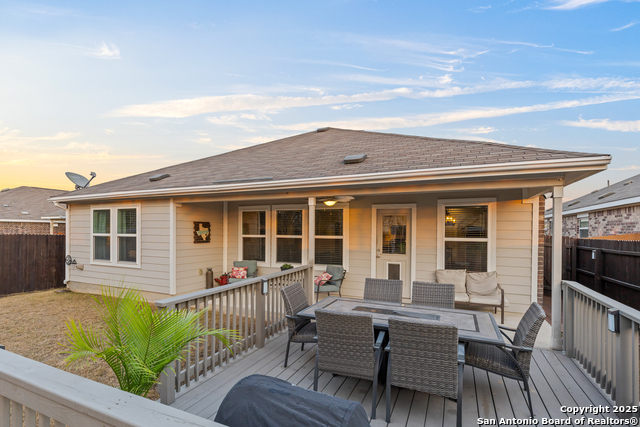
0,289 -> 159,400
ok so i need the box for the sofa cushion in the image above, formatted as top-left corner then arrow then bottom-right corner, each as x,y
466,271 -> 498,296
468,290 -> 510,307
230,266 -> 248,279
455,292 -> 470,303
314,272 -> 332,287
435,269 -> 467,294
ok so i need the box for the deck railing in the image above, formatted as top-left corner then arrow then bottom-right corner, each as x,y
0,348 -> 221,427
562,280 -> 639,415
156,262 -> 314,405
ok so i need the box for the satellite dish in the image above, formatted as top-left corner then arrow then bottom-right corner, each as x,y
66,171 -> 96,190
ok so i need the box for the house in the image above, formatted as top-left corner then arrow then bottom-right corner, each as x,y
0,186 -> 67,235
544,172 -> 640,238
49,128 -> 611,316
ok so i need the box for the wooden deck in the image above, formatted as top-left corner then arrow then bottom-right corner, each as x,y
170,332 -> 618,426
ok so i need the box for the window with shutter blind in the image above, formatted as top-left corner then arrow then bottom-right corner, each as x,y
315,209 -> 344,265
437,199 -> 496,273
91,205 -> 140,267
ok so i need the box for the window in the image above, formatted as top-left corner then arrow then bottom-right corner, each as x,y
276,210 -> 303,264
437,199 -> 495,272
91,205 -> 140,266
579,217 -> 589,238
315,209 -> 344,265
241,210 -> 267,262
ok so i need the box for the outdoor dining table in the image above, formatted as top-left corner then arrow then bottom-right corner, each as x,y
297,296 -> 505,346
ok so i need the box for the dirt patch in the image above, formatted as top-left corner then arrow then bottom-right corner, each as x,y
0,289 -> 159,400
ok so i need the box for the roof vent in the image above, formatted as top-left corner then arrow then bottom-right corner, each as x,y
2,204 -> 8,207
624,181 -> 634,186
149,173 -> 170,182
21,211 -> 29,215
343,154 -> 368,164
590,189 -> 599,194
1,188 -> 9,192
316,127 -> 330,133
598,192 -> 615,200
568,201 -> 580,207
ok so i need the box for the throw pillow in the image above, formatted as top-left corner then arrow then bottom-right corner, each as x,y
229,266 -> 248,279
314,272 -> 333,286
466,271 -> 498,296
435,269 -> 467,294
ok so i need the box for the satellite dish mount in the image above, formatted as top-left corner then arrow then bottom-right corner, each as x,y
65,171 -> 96,190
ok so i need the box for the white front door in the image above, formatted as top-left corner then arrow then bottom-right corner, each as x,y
376,209 -> 411,298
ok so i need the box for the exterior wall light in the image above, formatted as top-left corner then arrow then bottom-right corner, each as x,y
607,309 -> 620,333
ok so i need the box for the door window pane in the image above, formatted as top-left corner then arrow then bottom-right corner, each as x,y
382,215 -> 407,254
117,209 -> 137,234
315,239 -> 343,265
94,236 -> 110,261
276,238 -> 302,263
242,211 -> 266,235
277,210 -> 302,236
118,236 -> 136,262
316,210 -> 343,236
444,206 -> 488,238
243,237 -> 266,261
444,241 -> 487,272
93,210 -> 110,234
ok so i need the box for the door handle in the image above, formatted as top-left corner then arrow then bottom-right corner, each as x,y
376,248 -> 381,258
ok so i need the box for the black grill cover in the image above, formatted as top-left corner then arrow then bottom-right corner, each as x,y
214,374 -> 370,427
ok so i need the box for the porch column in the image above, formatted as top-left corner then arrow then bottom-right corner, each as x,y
222,201 -> 228,273
551,186 -> 563,350
308,197 -> 316,302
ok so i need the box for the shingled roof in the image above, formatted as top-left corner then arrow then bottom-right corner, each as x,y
53,128 -> 608,200
548,172 -> 640,215
0,186 -> 66,221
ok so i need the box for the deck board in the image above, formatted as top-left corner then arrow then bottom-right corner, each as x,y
169,332 -> 619,426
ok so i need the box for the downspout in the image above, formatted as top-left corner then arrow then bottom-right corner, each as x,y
53,202 -> 70,285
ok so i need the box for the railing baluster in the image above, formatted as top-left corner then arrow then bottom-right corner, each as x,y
11,400 -> 22,427
203,296 -> 209,377
38,413 -> 50,427
0,396 -> 9,426
232,288 -> 238,360
25,406 -> 37,427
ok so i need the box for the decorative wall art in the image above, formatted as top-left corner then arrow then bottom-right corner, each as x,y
194,221 -> 211,243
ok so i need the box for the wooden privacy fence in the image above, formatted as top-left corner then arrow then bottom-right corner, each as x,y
0,234 -> 65,296
544,235 -> 640,310
155,262 -> 315,405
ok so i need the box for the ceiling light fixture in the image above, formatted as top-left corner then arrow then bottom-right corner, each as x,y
318,196 -> 355,207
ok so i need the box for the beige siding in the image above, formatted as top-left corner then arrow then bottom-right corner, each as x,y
68,200 -> 171,295
175,202 -> 223,294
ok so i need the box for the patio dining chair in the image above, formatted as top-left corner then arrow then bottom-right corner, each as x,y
315,265 -> 346,302
464,302 -> 546,418
281,282 -> 317,368
363,278 -> 403,303
313,309 -> 385,420
385,316 -> 464,426
411,281 -> 455,308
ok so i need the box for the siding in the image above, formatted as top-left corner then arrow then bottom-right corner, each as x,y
176,202 -> 223,294
68,200 -> 171,294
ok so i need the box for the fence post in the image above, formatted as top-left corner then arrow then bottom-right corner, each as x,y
256,280 -> 266,348
594,249 -> 603,293
615,316 -> 640,416
571,240 -> 577,281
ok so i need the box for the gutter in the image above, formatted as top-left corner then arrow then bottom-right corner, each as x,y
545,194 -> 640,218
50,155 -> 611,203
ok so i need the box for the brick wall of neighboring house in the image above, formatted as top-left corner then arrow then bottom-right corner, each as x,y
562,215 -> 579,238
590,205 -> 640,236
538,196 -> 545,305
0,221 -> 65,235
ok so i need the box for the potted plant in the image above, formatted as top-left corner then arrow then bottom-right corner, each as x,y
280,263 -> 294,271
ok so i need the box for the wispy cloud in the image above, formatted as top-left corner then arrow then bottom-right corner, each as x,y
88,42 -> 121,59
330,104 -> 363,110
276,94 -> 640,131
547,0 -> 612,9
562,117 -> 640,132
612,165 -> 640,171
612,21 -> 639,31
490,39 -> 593,54
468,5 -> 492,12
456,126 -> 497,134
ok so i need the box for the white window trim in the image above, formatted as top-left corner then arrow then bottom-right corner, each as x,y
314,203 -> 349,271
238,205 -> 271,267
90,203 -> 141,269
436,198 -> 497,272
579,217 -> 589,238
272,204 -> 307,267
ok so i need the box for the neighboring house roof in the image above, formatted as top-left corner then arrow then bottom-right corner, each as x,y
546,172 -> 640,217
50,128 -> 610,202
0,186 -> 67,221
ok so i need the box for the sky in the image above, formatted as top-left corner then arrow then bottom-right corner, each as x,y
0,0 -> 639,203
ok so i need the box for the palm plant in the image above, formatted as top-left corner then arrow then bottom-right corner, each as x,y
63,286 -> 237,397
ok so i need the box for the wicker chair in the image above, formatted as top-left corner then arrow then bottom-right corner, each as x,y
385,317 -> 464,426
313,309 -> 385,420
363,278 -> 403,303
411,281 -> 455,308
281,283 -> 317,368
315,265 -> 346,302
465,302 -> 546,418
